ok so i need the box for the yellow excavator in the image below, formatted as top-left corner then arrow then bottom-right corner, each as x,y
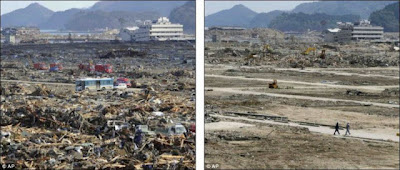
301,47 -> 316,55
269,79 -> 278,89
264,45 -> 273,53
302,47 -> 327,59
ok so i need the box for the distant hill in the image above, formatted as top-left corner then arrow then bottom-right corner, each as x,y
269,12 -> 360,32
292,1 -> 394,19
169,1 -> 196,34
369,2 -> 399,32
64,10 -> 160,31
205,4 -> 257,28
89,1 -> 185,16
1,3 -> 54,27
249,10 -> 285,28
39,8 -> 82,29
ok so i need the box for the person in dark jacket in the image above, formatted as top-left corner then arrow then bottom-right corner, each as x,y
134,129 -> 143,145
345,123 -> 351,136
334,122 -> 340,135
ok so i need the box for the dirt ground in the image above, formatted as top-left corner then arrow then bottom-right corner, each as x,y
205,39 -> 399,169
206,121 -> 399,169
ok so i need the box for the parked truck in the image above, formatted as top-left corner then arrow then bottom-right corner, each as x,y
78,63 -> 95,72
95,64 -> 112,73
33,63 -> 48,70
115,77 -> 132,87
49,63 -> 63,72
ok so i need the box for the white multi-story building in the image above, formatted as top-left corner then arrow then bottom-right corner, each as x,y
351,20 -> 383,41
132,17 -> 185,41
324,20 -> 383,42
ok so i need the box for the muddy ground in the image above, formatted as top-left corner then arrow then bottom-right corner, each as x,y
206,121 -> 398,169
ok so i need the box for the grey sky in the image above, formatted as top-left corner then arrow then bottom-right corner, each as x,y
206,1 -> 310,16
1,1 -> 98,15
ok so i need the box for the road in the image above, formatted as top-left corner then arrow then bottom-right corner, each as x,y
235,65 -> 400,80
206,74 -> 398,91
273,68 -> 399,80
208,114 -> 399,142
207,87 -> 399,108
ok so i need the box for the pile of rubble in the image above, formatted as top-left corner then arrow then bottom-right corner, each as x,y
206,41 -> 399,68
1,83 -> 195,169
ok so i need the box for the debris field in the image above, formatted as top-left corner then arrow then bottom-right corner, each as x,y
1,42 -> 196,169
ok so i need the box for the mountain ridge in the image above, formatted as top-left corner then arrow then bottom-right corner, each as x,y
205,4 -> 257,28
205,1 -> 394,29
1,3 -> 54,27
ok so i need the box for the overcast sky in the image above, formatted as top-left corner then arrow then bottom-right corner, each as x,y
206,1 -> 309,16
1,1 -> 98,15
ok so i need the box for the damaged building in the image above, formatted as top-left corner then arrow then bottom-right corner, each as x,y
131,17 -> 193,42
324,20 -> 384,42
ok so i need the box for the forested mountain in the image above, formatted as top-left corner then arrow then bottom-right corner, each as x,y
292,1 -> 394,19
169,1 -> 196,34
369,2 -> 399,32
89,1 -> 184,16
39,8 -> 82,29
64,11 -> 160,31
249,10 -> 285,28
268,13 -> 360,32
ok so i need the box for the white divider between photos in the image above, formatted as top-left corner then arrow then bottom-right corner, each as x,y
196,0 -> 205,169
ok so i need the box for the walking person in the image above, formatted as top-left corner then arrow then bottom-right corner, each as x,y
334,122 -> 340,135
345,123 -> 351,136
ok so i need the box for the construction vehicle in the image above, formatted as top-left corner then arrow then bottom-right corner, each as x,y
33,63 -> 48,70
263,45 -> 273,54
269,79 -> 278,89
301,47 -> 316,55
49,63 -> 63,72
261,44 -> 274,58
95,64 -> 112,73
244,53 -> 259,66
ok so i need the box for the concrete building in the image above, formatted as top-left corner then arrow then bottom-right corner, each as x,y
118,27 -> 138,41
324,20 -> 383,42
132,17 -> 185,41
352,20 -> 383,41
